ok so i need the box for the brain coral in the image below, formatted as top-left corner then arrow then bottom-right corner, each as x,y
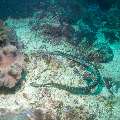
0,45 -> 24,88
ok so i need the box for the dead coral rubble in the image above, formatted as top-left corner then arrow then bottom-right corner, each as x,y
0,20 -> 24,88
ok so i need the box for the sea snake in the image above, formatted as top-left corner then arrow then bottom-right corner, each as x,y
30,51 -> 103,95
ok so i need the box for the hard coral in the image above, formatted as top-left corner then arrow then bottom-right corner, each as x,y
0,45 -> 24,88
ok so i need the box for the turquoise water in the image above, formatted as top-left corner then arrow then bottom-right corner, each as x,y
0,0 -> 120,120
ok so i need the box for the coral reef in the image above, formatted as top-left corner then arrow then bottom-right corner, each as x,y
0,20 -> 24,89
0,20 -> 11,47
0,45 -> 24,88
27,1 -> 115,98
0,1 -> 120,120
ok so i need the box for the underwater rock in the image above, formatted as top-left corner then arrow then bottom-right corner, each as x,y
62,23 -> 75,39
87,43 -> 114,63
0,21 -> 25,89
40,23 -> 80,45
67,31 -> 81,46
0,105 -> 94,120
62,106 -> 96,120
0,107 -> 58,120
41,23 -> 97,46
0,20 -> 19,48
0,45 -> 24,88
0,108 -> 17,120
42,24 -> 62,39
26,108 -> 58,120
0,20 -> 11,47
40,24 -> 63,45
62,23 -> 81,45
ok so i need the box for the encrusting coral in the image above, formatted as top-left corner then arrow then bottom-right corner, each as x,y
0,45 -> 24,88
0,20 -> 24,89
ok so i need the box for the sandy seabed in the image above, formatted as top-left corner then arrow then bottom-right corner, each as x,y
0,17 -> 120,120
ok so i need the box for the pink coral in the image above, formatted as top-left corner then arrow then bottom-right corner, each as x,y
0,45 -> 24,88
